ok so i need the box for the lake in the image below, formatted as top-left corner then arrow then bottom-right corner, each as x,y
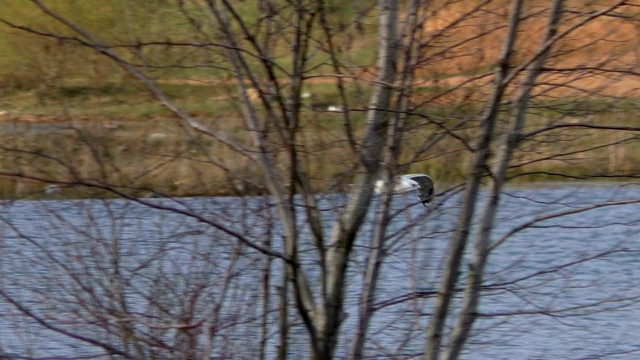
0,183 -> 639,359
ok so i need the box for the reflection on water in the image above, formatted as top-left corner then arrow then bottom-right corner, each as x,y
0,184 -> 639,359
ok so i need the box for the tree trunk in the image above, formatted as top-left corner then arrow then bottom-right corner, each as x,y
349,0 -> 421,357
313,0 -> 400,358
424,1 -> 524,359
441,1 -> 564,359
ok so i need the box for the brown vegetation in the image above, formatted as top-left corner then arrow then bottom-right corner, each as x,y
1,0 -> 639,199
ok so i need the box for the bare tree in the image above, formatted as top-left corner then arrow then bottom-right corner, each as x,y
1,1 -> 640,360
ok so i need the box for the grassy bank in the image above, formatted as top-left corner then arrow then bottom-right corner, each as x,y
1,1 -> 639,199
1,80 -> 638,200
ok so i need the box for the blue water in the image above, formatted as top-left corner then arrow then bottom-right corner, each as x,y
0,183 -> 639,359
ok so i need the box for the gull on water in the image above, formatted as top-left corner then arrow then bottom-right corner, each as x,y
374,174 -> 435,207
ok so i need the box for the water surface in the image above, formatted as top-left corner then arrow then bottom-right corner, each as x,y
1,183 -> 639,359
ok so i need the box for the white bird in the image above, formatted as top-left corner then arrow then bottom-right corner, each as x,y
374,174 -> 435,207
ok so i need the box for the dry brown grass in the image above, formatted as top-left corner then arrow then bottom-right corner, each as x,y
412,0 -> 640,102
1,104 -> 636,200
